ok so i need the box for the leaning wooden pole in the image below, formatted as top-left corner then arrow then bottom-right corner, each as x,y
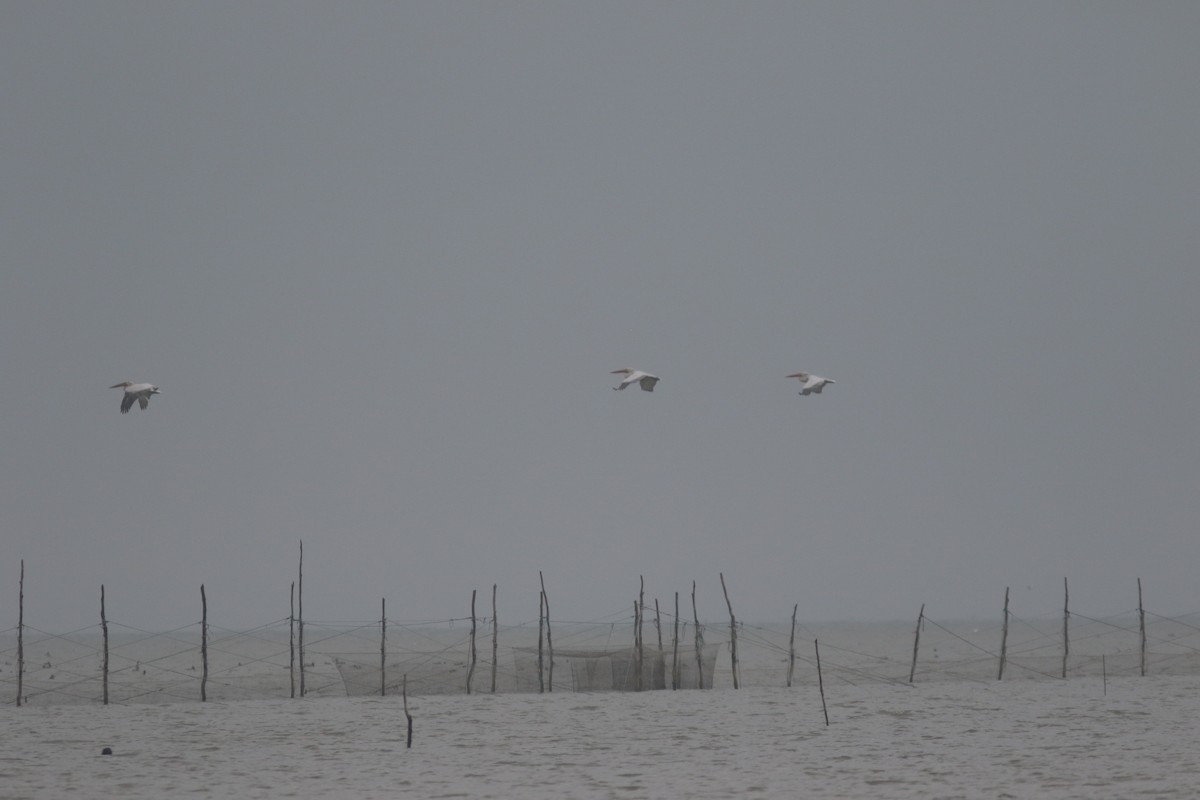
466,589 -> 478,695
201,584 -> 209,702
289,581 -> 296,699
815,639 -> 830,726
654,598 -> 665,690
671,592 -> 680,690
787,603 -> 798,688
720,572 -> 739,689
403,674 -> 413,749
101,584 -> 110,705
1138,577 -> 1147,677
490,584 -> 499,694
17,560 -> 25,707
540,572 -> 553,692
998,586 -> 1010,681
298,540 -> 306,698
380,598 -> 387,697
537,591 -> 545,694
1061,577 -> 1070,679
908,603 -> 924,684
691,580 -> 704,689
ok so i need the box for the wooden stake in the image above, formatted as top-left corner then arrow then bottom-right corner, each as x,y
491,584 -> 498,694
201,584 -> 208,702
787,603 -> 797,688
101,584 -> 109,705
1061,577 -> 1069,679
381,598 -> 387,697
466,589 -> 477,695
691,580 -> 704,689
998,586 -> 1010,681
815,639 -> 829,726
540,571 -> 553,692
908,603 -> 924,684
634,599 -> 643,691
654,598 -> 664,690
17,560 -> 24,707
1138,577 -> 1146,677
537,591 -> 545,693
403,674 -> 413,749
720,573 -> 739,689
672,592 -> 680,690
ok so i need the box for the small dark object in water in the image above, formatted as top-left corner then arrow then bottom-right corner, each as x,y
101,747 -> 113,755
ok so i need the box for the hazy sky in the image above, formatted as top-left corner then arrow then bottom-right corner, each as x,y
3,2 -> 1198,631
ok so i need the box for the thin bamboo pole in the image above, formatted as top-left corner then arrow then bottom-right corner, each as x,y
298,541 -> 306,697
672,592 -> 680,690
403,674 -> 413,748
17,560 -> 24,707
654,598 -> 664,690
491,584 -> 498,694
720,572 -> 739,689
537,591 -> 545,694
692,580 -> 704,689
101,585 -> 109,705
815,639 -> 829,726
540,571 -> 553,692
787,603 -> 797,688
1061,577 -> 1070,679
998,586 -> 1010,680
633,600 -> 642,691
380,598 -> 387,697
201,584 -> 209,702
1138,577 -> 1146,677
908,603 -> 924,683
466,589 -> 477,695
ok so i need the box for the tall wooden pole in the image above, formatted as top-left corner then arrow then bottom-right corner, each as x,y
654,598 -> 664,690
466,589 -> 478,695
1138,577 -> 1147,677
17,561 -> 24,707
537,591 -> 545,693
908,603 -> 924,684
672,591 -> 680,690
691,580 -> 704,689
201,584 -> 209,702
787,603 -> 798,688
633,599 -> 643,691
998,586 -> 1010,681
815,639 -> 829,726
380,598 -> 387,697
101,584 -> 109,705
540,572 -> 553,692
720,573 -> 739,689
491,584 -> 498,694
298,541 -> 306,697
1061,577 -> 1070,679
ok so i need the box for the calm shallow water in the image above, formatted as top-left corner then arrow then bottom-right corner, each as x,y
3,677 -> 1199,799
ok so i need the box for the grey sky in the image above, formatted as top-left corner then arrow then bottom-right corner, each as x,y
3,2 -> 1198,630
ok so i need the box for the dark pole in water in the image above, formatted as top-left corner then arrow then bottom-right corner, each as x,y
537,591 -> 545,694
787,603 -> 798,688
691,581 -> 704,689
491,584 -> 498,694
101,584 -> 109,705
380,597 -> 387,697
201,584 -> 208,702
466,589 -> 477,695
654,598 -> 665,690
1061,577 -> 1070,679
998,586 -> 1010,681
633,599 -> 642,691
403,674 -> 413,749
1138,577 -> 1146,677
908,603 -> 924,684
672,592 -> 680,690
720,573 -> 739,690
17,560 -> 24,707
815,639 -> 829,726
540,571 -> 553,692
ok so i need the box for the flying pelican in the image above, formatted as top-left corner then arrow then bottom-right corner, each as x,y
787,372 -> 835,396
611,369 -> 660,392
110,382 -> 160,414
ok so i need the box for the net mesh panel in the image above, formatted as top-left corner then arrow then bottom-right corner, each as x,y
511,644 -> 721,691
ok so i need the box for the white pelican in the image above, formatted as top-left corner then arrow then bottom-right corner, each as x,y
110,381 -> 160,414
611,369 -> 660,392
787,372 -> 835,396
